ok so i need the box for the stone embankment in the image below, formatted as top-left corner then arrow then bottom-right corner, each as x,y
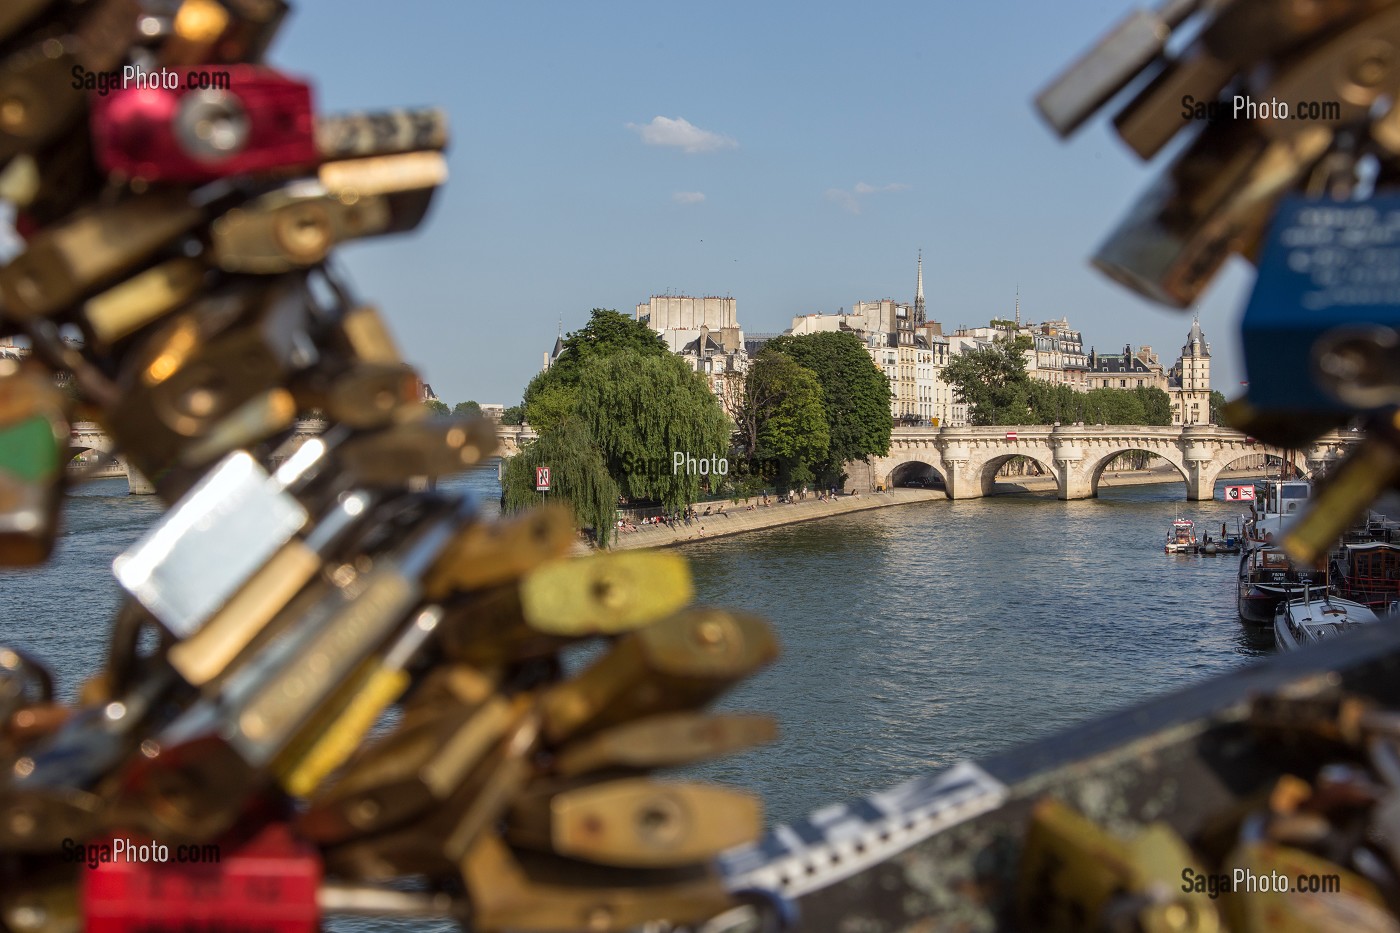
608,489 -> 942,550
607,467 -> 1273,550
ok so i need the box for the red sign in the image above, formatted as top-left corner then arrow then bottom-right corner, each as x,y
535,465 -> 551,491
1224,484 -> 1256,501
1005,431 -> 1017,440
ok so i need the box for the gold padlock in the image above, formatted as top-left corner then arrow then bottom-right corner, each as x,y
506,778 -> 762,868
539,608 -> 779,744
0,192 -> 203,318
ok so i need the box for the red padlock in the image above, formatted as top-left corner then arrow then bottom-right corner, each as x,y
81,823 -> 321,933
89,65 -> 319,184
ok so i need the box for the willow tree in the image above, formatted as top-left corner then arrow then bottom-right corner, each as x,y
501,419 -> 619,547
575,350 -> 731,512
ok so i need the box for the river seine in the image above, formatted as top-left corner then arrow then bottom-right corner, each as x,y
1,465 -> 1269,908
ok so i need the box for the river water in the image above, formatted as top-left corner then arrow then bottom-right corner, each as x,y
0,465 -> 1270,906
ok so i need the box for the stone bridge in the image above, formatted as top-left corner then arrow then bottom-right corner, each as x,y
851,425 -> 1360,501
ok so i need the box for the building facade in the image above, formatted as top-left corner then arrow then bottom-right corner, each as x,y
1167,318 -> 1212,425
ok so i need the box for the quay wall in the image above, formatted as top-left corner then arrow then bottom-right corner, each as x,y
607,467 -> 1274,551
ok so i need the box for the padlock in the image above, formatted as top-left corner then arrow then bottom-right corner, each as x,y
424,504 -> 578,599
552,713 -> 777,778
1111,43 -> 1233,160
337,305 -> 403,365
106,278 -> 316,482
318,700 -> 539,878
164,488 -> 375,687
299,665 -> 508,844
112,450 -> 310,640
1222,841 -> 1392,932
338,417 -> 497,486
1034,5 -> 1186,138
1017,797 -> 1220,932
295,362 -> 420,430
0,191 -> 203,319
539,608 -> 779,744
505,778 -> 762,868
275,606 -> 444,797
460,834 -> 734,933
210,152 -> 445,274
89,65 -> 319,184
1092,117 -> 1332,309
441,551 -> 695,664
176,387 -> 298,466
81,258 -> 207,350
0,360 -> 69,565
0,646 -> 55,724
314,109 -> 448,161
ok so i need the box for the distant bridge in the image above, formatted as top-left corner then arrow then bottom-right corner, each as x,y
854,424 -> 1359,501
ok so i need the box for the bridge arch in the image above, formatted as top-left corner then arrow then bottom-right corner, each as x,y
1079,445 -> 1189,499
885,459 -> 949,497
976,453 -> 1054,497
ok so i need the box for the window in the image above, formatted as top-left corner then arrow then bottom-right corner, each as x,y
1120,379 -> 1126,387
1136,379 -> 1143,387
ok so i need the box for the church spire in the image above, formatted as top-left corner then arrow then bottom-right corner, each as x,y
913,250 -> 926,325
1015,284 -> 1021,327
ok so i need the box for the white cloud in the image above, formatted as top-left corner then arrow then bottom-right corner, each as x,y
672,191 -> 706,205
627,116 -> 738,153
826,181 -> 910,214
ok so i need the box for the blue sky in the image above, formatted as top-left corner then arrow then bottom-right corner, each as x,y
275,1 -> 1253,406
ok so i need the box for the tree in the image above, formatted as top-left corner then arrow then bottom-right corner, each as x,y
501,419 -> 619,547
500,404 -> 525,425
943,335 -> 1033,425
524,309 -> 672,429
574,350 -> 731,512
738,349 -> 830,493
454,400 -> 482,418
1133,387 -> 1173,426
1209,390 -> 1228,424
423,398 -> 449,415
763,332 -> 892,483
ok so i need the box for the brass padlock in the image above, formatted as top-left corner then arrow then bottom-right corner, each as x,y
0,192 -> 203,319
539,608 -> 779,744
505,778 -> 762,868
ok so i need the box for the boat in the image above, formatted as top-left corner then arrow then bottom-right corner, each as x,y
1164,518 -> 1198,554
1242,478 -> 1312,545
1329,540 -> 1400,611
1237,545 -> 1326,625
1273,588 -> 1381,650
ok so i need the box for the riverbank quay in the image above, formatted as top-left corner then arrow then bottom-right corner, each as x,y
608,489 -> 942,550
605,467 -> 1274,550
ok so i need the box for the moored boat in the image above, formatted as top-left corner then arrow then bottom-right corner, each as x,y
1237,545 -> 1325,626
1165,518 -> 1198,554
1330,540 -> 1400,611
1273,590 -> 1381,651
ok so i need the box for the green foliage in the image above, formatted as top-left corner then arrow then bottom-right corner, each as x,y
501,420 -> 618,547
575,350 -> 731,512
521,373 -> 579,434
764,332 -> 892,481
423,398 -> 449,415
738,349 -> 830,493
1025,382 -> 1173,426
1209,390 -> 1228,424
524,309 -> 672,430
453,400 -> 482,417
500,404 -> 525,425
943,335 -> 1033,425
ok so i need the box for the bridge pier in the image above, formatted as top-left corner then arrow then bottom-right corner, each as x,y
124,462 -> 156,496
941,450 -> 979,499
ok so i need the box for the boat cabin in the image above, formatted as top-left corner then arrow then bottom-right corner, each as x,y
1257,480 -> 1311,517
1332,541 -> 1400,609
